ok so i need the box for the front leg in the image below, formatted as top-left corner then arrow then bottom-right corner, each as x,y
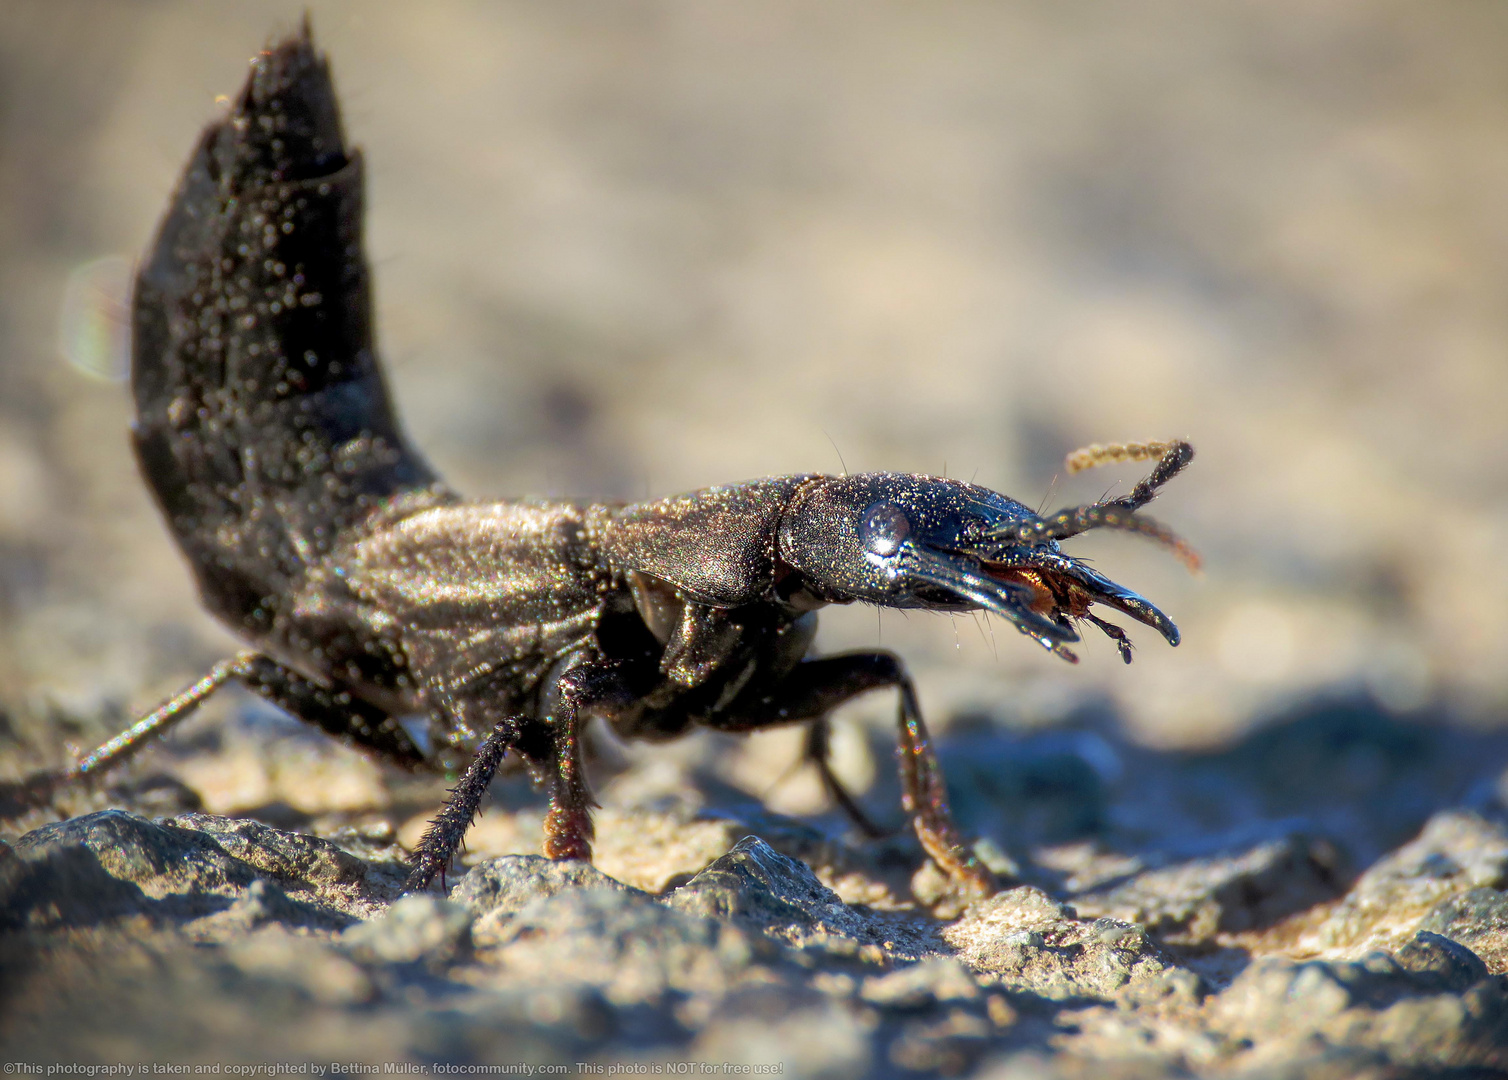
713,651 -> 997,900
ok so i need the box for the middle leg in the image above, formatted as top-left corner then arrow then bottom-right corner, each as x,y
541,659 -> 639,862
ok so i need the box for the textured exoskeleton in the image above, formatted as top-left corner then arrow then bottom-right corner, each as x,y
10,30 -> 1196,901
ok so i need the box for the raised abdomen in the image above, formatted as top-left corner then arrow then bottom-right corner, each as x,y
130,29 -> 452,649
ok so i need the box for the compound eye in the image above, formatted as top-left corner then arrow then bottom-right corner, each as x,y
860,502 -> 911,558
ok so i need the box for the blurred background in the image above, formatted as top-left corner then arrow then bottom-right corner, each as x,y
1,1 -> 1506,831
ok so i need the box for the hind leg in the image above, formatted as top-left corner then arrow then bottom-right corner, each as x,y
0,653 -> 253,816
1,653 -> 424,819
236,654 -> 425,768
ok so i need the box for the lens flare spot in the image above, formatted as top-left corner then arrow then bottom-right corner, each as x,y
59,255 -> 131,382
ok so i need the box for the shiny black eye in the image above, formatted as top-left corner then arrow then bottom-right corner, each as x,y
860,502 -> 910,557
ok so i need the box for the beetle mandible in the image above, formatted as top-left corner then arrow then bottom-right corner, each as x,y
14,29 -> 1196,901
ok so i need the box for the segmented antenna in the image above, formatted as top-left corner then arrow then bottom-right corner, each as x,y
1065,439 -> 1185,475
1003,505 -> 1202,570
996,437 -> 1202,571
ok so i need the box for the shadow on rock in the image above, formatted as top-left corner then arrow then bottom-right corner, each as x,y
928,694 -> 1508,951
0,809 -> 404,936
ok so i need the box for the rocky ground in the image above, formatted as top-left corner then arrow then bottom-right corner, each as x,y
4,695 -> 1508,1077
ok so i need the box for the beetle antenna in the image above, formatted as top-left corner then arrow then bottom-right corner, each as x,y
1067,439 -> 1179,474
1001,505 -> 1200,570
1065,439 -> 1194,511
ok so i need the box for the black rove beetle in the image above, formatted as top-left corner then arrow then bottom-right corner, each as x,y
14,28 -> 1196,901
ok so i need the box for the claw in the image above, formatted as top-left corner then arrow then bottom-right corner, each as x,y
1057,560 -> 1181,647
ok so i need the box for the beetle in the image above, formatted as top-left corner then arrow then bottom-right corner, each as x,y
9,29 -> 1195,901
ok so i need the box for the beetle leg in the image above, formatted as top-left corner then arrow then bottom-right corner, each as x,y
1,652 -> 257,817
805,716 -> 886,839
405,716 -> 526,892
77,653 -> 253,780
544,703 -> 593,863
542,660 -> 638,862
888,662 -> 997,900
1,650 -> 429,823
238,654 -> 426,767
710,651 -> 997,899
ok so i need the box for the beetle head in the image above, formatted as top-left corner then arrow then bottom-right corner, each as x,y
776,472 -> 1188,663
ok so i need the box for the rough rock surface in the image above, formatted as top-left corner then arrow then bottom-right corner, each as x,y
1,809 -> 404,935
7,699 -> 1508,1080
